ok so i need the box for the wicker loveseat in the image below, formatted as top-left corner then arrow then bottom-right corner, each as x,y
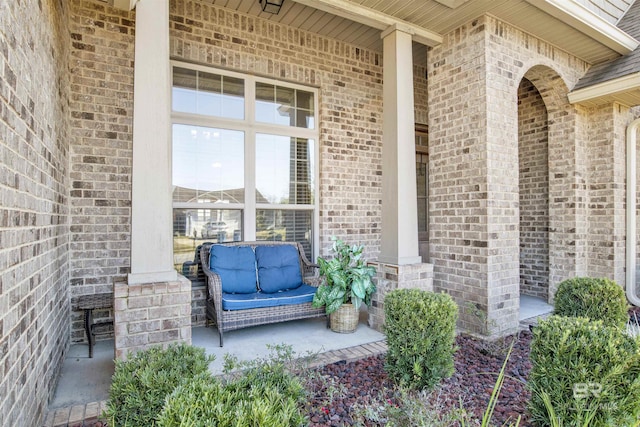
201,241 -> 326,346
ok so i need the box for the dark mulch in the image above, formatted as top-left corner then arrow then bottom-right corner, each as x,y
306,331 -> 534,426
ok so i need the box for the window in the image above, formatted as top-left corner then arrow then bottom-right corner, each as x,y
415,126 -> 428,242
171,63 -> 318,274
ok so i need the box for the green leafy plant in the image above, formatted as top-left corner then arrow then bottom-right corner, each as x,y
105,344 -> 214,426
312,237 -> 376,315
554,277 -> 629,329
528,315 -> 640,427
350,386 -> 466,427
384,289 -> 458,390
157,344 -> 308,427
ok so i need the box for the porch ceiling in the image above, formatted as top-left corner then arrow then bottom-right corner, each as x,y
203,0 -> 635,65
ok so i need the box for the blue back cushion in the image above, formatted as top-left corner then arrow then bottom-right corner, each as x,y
209,245 -> 257,294
255,245 -> 303,293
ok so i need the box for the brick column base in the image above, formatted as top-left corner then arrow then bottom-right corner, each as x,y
114,276 -> 192,360
367,262 -> 434,331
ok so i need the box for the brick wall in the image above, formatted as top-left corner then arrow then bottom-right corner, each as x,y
168,0 -> 428,260
0,0 -> 71,425
428,17 -> 492,334
428,15 -> 590,335
65,0 -> 433,341
68,0 -> 135,342
583,103 -> 640,286
114,278 -> 192,360
518,78 -> 549,300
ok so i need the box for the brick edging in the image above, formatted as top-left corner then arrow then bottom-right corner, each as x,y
42,340 -> 388,427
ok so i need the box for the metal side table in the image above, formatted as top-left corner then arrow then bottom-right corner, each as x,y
75,293 -> 114,358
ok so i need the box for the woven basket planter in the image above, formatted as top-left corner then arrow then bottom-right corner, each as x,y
330,303 -> 358,333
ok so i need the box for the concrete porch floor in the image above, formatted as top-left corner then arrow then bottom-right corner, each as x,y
46,310 -> 384,414
44,297 -> 553,426
519,294 -> 553,322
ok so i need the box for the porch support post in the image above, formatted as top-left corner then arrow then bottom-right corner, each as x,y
128,0 -> 176,284
116,0 -> 191,360
368,25 -> 433,332
379,25 -> 421,265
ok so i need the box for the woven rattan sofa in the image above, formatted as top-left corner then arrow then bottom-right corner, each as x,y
200,241 -> 326,346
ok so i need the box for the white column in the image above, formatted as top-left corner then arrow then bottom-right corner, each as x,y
378,25 -> 422,265
128,0 -> 177,284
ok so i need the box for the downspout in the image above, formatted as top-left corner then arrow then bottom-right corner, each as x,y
626,117 -> 640,306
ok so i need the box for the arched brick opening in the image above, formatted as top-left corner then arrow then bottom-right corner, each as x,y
518,77 -> 549,301
519,65 -> 580,303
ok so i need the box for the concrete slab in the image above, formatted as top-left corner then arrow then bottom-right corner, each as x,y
48,340 -> 115,410
519,294 -> 553,321
48,313 -> 384,410
197,315 -> 385,374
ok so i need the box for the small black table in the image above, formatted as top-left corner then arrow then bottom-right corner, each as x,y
75,293 -> 113,358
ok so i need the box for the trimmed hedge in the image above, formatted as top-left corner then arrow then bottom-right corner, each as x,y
528,315 -> 640,426
105,344 -> 213,426
554,277 -> 628,329
384,289 -> 458,390
157,350 -> 307,426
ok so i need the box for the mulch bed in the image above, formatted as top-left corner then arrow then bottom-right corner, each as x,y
306,331 -> 534,426
306,307 -> 640,426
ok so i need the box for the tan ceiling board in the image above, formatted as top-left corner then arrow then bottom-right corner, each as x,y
200,0 -> 624,64
490,2 -> 620,64
306,11 -> 342,34
393,2 -> 437,22
280,3 -> 318,28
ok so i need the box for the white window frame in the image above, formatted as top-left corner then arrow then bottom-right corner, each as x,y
170,61 -> 320,259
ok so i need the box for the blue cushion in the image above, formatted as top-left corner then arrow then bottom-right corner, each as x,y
255,245 -> 303,293
209,245 -> 257,294
222,284 -> 317,310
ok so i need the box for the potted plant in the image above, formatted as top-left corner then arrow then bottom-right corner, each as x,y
312,237 -> 377,333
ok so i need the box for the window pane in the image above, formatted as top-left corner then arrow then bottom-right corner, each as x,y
417,198 -> 428,233
255,82 -> 314,129
256,134 -> 314,205
416,161 -> 427,197
256,209 -> 313,257
172,125 -> 244,203
223,76 -> 245,119
196,71 -> 222,117
173,208 -> 243,280
172,67 -> 197,114
172,67 -> 244,119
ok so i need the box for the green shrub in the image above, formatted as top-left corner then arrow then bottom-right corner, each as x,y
105,344 -> 214,426
528,315 -> 640,426
157,345 -> 308,427
384,289 -> 458,390
554,277 -> 628,329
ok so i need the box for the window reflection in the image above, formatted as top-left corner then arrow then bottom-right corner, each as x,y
172,67 -> 244,119
173,208 -> 243,278
172,125 -> 245,203
256,82 -> 314,129
256,209 -> 312,257
255,134 -> 314,205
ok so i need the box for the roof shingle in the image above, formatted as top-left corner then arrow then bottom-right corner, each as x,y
573,0 -> 640,90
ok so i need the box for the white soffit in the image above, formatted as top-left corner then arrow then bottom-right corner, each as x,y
434,0 -> 471,8
568,72 -> 640,107
289,0 -> 443,46
525,0 -> 639,55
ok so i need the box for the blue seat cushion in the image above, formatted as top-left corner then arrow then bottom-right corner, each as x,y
221,284 -> 317,311
209,245 -> 257,294
255,245 -> 304,293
